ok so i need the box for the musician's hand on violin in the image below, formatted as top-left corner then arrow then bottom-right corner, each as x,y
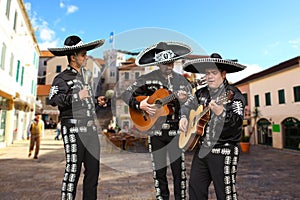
177,90 -> 188,102
140,96 -> 156,116
79,89 -> 90,100
179,118 -> 188,133
97,96 -> 107,107
209,100 -> 224,116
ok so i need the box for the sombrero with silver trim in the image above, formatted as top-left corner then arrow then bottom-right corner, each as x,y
48,35 -> 105,56
135,41 -> 192,67
183,53 -> 246,73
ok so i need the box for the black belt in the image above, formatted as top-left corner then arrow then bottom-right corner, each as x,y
61,118 -> 94,126
201,141 -> 238,148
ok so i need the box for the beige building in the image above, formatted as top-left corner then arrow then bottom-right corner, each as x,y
0,0 -> 40,147
235,56 -> 300,150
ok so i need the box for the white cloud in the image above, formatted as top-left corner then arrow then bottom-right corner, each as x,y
39,25 -> 55,41
59,2 -> 65,8
227,64 -> 263,83
288,38 -> 300,49
38,40 -> 60,50
24,3 -> 58,50
66,5 -> 78,14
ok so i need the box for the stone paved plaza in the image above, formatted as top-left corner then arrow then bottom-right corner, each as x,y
0,130 -> 299,200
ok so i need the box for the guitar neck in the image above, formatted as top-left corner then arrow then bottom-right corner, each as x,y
160,93 -> 176,106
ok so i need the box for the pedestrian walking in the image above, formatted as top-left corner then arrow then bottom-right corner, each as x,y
54,120 -> 61,140
28,113 -> 44,159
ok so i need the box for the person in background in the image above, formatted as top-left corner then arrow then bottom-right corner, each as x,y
179,53 -> 246,200
54,120 -> 61,140
118,124 -> 129,135
121,41 -> 193,200
48,35 -> 106,200
28,113 -> 44,159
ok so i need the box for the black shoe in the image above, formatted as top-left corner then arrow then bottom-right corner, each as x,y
34,156 -> 38,159
28,153 -> 31,157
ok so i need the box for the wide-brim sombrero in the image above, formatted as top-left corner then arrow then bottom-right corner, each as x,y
183,53 -> 246,73
48,35 -> 105,56
135,41 -> 192,67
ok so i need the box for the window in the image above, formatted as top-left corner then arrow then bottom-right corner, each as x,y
278,89 -> 285,104
124,72 -> 129,80
135,72 -> 140,79
254,95 -> 260,107
110,71 -> 115,77
9,53 -> 14,76
5,0 -> 11,19
293,86 -> 300,102
20,66 -> 24,86
124,105 -> 129,114
265,92 -> 271,106
16,60 -> 20,82
56,65 -> 62,73
242,93 -> 248,106
13,11 -> 18,31
0,43 -> 7,70
122,121 -> 130,129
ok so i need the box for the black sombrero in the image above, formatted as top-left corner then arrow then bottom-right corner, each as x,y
48,35 -> 105,56
183,53 -> 246,73
135,41 -> 192,67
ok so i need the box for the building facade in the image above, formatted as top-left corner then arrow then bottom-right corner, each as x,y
0,0 -> 40,147
235,56 -> 300,150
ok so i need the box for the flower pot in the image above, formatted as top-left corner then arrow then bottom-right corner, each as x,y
240,142 -> 250,153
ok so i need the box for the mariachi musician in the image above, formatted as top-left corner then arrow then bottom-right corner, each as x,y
48,35 -> 106,200
121,41 -> 193,200
179,53 -> 246,200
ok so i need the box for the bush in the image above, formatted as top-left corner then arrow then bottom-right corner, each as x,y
240,135 -> 250,142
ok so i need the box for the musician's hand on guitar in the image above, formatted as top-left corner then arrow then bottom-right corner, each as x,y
179,118 -> 188,133
177,90 -> 188,102
97,96 -> 107,107
209,100 -> 224,116
140,96 -> 156,116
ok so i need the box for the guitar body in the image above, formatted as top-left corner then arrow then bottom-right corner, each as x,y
129,88 -> 171,132
179,105 -> 210,151
178,131 -> 200,152
179,90 -> 235,151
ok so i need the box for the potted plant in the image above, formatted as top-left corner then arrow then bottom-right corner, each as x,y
240,135 -> 250,153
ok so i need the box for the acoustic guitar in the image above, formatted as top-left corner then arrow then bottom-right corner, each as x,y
129,79 -> 206,132
179,90 -> 234,151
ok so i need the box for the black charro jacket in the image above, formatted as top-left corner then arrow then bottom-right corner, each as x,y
48,66 -> 97,120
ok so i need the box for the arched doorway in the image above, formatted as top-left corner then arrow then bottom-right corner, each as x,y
282,117 -> 300,150
257,118 -> 272,146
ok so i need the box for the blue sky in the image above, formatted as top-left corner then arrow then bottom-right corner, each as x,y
24,0 -> 300,82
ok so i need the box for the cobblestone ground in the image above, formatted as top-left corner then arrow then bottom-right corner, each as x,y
0,130 -> 299,200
